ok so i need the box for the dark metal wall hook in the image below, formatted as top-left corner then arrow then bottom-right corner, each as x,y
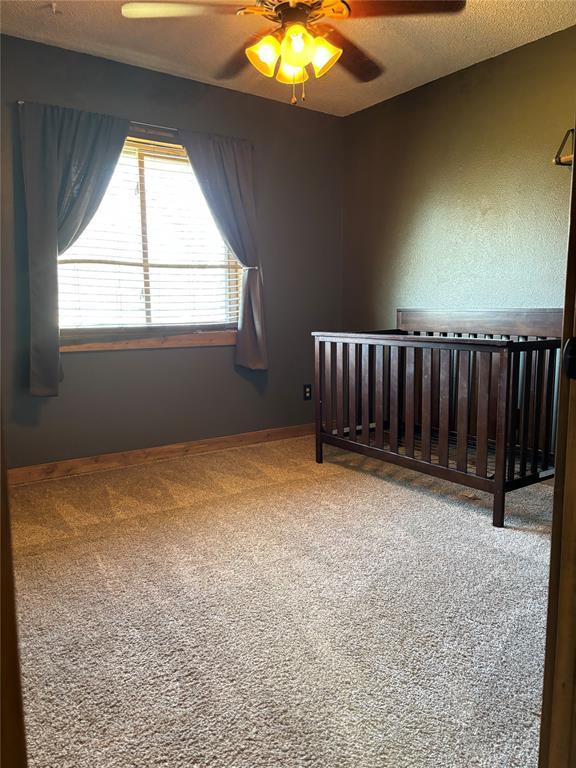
553,128 -> 574,167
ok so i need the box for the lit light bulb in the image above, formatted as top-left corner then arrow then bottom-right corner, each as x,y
280,24 -> 315,68
275,60 -> 309,84
311,36 -> 342,78
245,35 -> 281,77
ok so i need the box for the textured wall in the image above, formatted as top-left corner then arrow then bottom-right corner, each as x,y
1,36 -> 343,466
3,28 -> 575,467
342,27 -> 576,329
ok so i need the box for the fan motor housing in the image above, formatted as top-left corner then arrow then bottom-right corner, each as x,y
275,2 -> 313,25
265,0 -> 350,25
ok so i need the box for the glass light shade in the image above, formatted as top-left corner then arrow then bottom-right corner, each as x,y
275,61 -> 309,84
245,35 -> 281,77
280,24 -> 315,67
311,37 -> 342,78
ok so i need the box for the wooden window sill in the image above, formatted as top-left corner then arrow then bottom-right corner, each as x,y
60,330 -> 237,353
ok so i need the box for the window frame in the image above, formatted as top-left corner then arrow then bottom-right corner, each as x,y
59,127 -> 241,353
59,325 -> 238,352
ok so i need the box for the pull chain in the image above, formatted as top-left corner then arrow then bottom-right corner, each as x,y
291,77 -> 297,106
301,79 -> 306,103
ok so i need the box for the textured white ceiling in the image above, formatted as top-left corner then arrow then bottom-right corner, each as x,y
1,0 -> 575,116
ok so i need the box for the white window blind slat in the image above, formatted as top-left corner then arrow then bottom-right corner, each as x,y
58,136 -> 243,330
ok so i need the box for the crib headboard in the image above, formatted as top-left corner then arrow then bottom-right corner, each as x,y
396,308 -> 563,338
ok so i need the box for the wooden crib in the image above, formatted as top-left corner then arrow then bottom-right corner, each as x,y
312,309 -> 562,527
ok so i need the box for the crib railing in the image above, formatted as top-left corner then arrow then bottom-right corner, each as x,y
313,331 -> 561,526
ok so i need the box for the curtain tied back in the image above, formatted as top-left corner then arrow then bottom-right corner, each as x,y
182,132 -> 268,370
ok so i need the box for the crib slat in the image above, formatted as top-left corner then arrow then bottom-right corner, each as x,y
493,348 -> 511,527
414,346 -> 423,437
405,346 -> 415,458
383,346 -> 390,428
469,349 -> 478,439
456,350 -> 470,472
450,347 -> 459,432
488,351 -> 500,439
324,341 -> 332,434
421,347 -> 432,462
541,347 -> 556,470
375,345 -> 384,449
431,348 -> 440,434
361,344 -> 370,445
526,349 -> 538,460
438,349 -> 451,466
531,349 -> 545,474
539,348 -> 550,469
475,352 -> 491,478
507,350 -> 521,481
390,346 -> 400,453
348,343 -> 357,442
336,342 -> 345,438
519,350 -> 533,477
315,339 -> 323,461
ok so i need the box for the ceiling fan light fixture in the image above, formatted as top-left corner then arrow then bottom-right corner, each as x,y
311,36 -> 342,78
280,23 -> 315,67
245,35 -> 281,77
275,61 -> 309,84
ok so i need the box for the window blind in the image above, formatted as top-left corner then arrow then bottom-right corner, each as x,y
58,137 -> 243,330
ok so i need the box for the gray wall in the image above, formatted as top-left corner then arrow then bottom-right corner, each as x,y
342,26 -> 576,330
1,36 -> 343,467
3,28 -> 575,467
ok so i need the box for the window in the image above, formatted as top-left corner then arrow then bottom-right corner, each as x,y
58,137 -> 242,345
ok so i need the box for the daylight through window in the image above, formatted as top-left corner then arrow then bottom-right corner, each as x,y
58,137 -> 243,330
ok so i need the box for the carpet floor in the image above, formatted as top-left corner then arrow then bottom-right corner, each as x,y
10,436 -> 552,768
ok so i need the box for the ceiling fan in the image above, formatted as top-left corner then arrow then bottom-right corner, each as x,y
121,0 -> 466,103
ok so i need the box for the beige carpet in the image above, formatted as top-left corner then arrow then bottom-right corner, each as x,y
10,437 -> 552,768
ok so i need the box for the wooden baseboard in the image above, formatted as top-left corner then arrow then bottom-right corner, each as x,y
8,424 -> 314,486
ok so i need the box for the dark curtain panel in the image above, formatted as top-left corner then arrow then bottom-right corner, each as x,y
182,133 -> 268,370
18,102 -> 128,396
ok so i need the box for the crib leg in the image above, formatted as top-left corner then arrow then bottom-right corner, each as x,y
492,490 -> 505,528
316,436 -> 323,464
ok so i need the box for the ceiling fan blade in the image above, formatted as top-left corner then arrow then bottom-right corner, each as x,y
216,49 -> 250,79
121,2 -> 240,18
348,0 -> 465,18
316,25 -> 383,82
215,28 -> 275,79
